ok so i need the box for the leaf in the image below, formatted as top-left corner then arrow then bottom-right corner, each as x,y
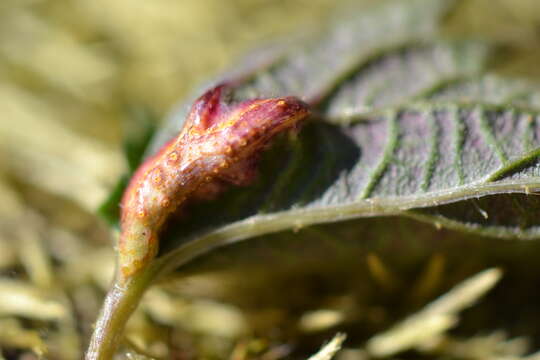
324,71 -> 540,238
426,74 -> 540,108
93,0 -> 497,260
323,40 -> 491,122
154,102 -> 540,268
97,106 -> 157,227
123,106 -> 158,173
406,192 -> 540,239
137,0 -> 539,265
97,175 -> 128,228
349,73 -> 540,238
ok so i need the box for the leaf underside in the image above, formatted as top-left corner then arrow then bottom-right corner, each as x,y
159,102 -> 540,256
103,0 -> 540,270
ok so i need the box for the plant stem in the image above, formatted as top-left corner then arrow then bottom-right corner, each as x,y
85,269 -> 155,360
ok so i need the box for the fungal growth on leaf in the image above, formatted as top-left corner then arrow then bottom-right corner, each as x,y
118,84 -> 310,281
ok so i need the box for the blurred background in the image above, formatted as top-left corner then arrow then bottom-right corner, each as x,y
2,0 -> 540,359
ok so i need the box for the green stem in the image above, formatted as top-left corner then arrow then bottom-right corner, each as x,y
85,269 -> 156,360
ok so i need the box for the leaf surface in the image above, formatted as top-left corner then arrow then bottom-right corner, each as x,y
106,0 -> 540,272
323,41 -> 490,122
154,102 -> 540,276
426,74 -> 540,108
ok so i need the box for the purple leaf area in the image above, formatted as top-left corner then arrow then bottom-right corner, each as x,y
157,102 -> 540,257
142,0 -> 540,257
427,74 -> 540,108
307,104 -> 540,202
323,41 -> 490,121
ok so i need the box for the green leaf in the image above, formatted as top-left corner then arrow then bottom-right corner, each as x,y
97,106 -> 157,227
97,175 -> 128,228
123,106 -> 157,173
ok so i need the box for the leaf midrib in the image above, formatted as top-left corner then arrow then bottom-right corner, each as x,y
155,177 -> 540,278
320,101 -> 540,124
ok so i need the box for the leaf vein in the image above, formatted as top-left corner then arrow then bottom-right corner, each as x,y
478,105 -> 509,165
523,113 -> 535,152
451,105 -> 465,185
359,111 -> 399,199
421,109 -> 440,192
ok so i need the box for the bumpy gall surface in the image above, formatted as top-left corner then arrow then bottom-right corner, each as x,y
118,84 -> 310,280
